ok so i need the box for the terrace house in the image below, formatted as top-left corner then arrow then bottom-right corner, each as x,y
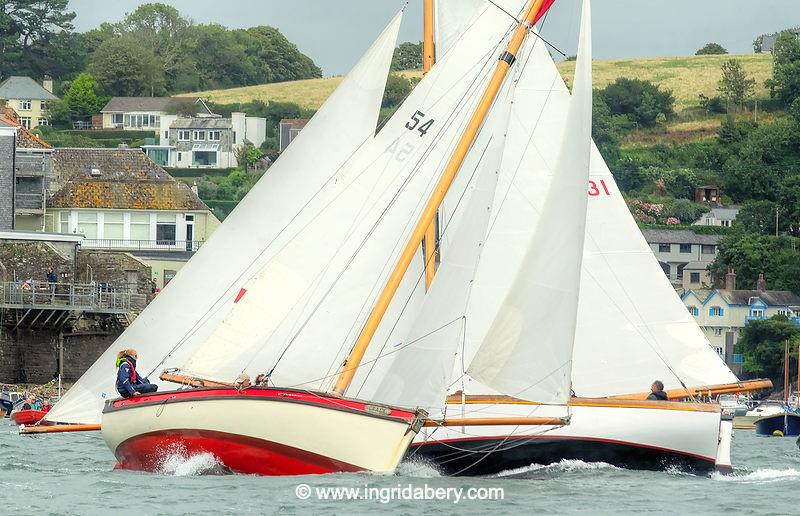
641,229 -> 720,287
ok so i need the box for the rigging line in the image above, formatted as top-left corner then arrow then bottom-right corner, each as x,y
352,135 -> 497,398
486,0 -> 521,24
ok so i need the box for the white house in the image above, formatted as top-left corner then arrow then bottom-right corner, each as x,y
100,97 -> 215,130
693,207 -> 740,228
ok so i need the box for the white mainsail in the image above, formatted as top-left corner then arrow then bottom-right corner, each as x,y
467,0 -> 592,404
434,0 -> 487,59
46,11 -> 405,424
179,5 -> 524,392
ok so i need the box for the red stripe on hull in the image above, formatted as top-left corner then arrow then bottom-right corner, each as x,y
115,429 -> 364,476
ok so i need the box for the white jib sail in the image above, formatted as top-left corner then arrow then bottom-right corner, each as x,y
179,5 -> 523,392
434,0 -> 487,59
467,0 -> 593,405
46,11 -> 404,424
356,82 -> 515,417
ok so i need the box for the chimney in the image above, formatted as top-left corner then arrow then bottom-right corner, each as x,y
191,181 -> 198,195
757,273 -> 766,292
725,268 -> 736,291
117,143 -> 128,149
42,75 -> 53,93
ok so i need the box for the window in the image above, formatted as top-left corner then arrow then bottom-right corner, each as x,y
679,244 -> 692,253
19,117 -> 30,129
677,263 -> 686,280
714,328 -> 723,336
193,130 -> 206,141
40,101 -> 47,110
164,269 -> 177,286
147,148 -> 169,166
192,150 -> 217,166
778,309 -> 788,316
721,220 -> 731,227
164,131 -> 168,139
687,306 -> 699,316
77,211 -> 98,239
177,152 -> 182,163
208,130 -> 221,141
178,130 -> 191,141
37,118 -> 48,127
702,244 -> 716,254
18,100 -> 31,111
112,113 -> 123,126
690,272 -> 700,283
130,212 -> 150,240
714,347 -> 724,357
156,213 -> 176,245
59,212 -> 69,234
709,306 -> 724,317
233,131 -> 237,144
658,243 -> 671,253
751,309 -> 764,317
103,212 -> 124,240
124,114 -> 160,128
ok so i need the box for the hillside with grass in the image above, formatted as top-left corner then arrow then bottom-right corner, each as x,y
190,54 -> 771,112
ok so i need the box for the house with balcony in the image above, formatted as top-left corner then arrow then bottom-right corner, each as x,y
0,112 -> 54,231
682,270 -> 800,371
47,147 -> 221,287
99,97 -> 215,131
642,229 -> 721,287
143,112 -> 266,168
0,76 -> 58,129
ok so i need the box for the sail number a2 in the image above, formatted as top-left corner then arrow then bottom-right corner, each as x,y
588,179 -> 611,197
406,111 -> 435,137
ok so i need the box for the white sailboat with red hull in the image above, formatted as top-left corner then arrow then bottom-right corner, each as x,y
44,1 -> 570,476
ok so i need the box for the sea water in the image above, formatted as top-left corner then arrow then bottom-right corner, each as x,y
2,418 -> 798,515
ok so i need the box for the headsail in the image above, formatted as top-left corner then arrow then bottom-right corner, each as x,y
467,0 -> 592,405
178,5 -> 524,392
46,11 -> 405,424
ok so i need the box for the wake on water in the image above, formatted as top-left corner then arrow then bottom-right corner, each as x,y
155,443 -> 230,476
711,468 -> 800,484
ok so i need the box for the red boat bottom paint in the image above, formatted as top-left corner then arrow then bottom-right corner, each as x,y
114,429 -> 364,476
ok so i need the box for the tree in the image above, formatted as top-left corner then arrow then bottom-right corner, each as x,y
0,0 -> 78,79
736,317 -> 799,379
599,78 -> 675,127
90,36 -> 165,96
591,95 -> 624,161
765,31 -> 800,106
382,73 -> 412,108
62,72 -> 108,120
717,59 -> 755,108
391,41 -> 423,71
710,233 -> 800,294
696,43 -> 728,55
735,200 -> 784,235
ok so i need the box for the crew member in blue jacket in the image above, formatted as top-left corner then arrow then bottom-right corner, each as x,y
115,349 -> 158,398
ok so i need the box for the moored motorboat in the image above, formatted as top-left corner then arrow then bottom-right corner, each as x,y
102,387 -> 425,475
10,409 -> 53,427
754,410 -> 800,437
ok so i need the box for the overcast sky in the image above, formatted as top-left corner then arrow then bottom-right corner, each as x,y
70,0 -> 800,75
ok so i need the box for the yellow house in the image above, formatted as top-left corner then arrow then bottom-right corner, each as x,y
46,147 -> 221,288
0,76 -> 58,129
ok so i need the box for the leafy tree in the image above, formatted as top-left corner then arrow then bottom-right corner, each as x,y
668,198 -> 709,223
710,233 -> 800,293
698,93 -> 726,114
735,200 -> 783,235
187,24 -> 253,90
90,36 -> 165,96
233,26 -> 322,84
696,42 -> 728,55
736,317 -> 800,379
61,72 -> 109,120
0,0 -> 77,78
717,59 -> 755,108
599,78 -> 675,127
765,31 -> 800,106
717,115 -> 757,145
391,41 -> 423,71
82,22 -> 117,53
382,73 -> 412,108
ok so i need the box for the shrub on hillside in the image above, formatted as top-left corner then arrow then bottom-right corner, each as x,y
599,78 -> 675,127
696,43 -> 728,55
765,31 -> 800,106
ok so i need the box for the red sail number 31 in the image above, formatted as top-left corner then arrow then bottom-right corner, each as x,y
588,179 -> 611,197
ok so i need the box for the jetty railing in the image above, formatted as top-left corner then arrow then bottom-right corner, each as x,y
0,281 -> 147,312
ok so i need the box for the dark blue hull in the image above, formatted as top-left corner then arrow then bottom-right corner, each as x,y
754,413 -> 800,436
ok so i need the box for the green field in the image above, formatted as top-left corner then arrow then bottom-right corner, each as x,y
190,54 -> 772,112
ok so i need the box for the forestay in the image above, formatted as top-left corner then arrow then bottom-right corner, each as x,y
46,11 -> 404,425
179,5 -> 522,393
467,0 -> 592,405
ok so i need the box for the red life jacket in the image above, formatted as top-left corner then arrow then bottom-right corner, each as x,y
125,359 -> 138,382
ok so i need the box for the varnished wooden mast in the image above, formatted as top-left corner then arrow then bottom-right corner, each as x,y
785,340 -> 790,403
332,0 -> 549,397
422,0 -> 437,289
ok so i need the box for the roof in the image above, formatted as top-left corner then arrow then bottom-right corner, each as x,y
0,230 -> 83,244
641,229 -> 721,245
684,261 -> 709,271
719,290 -> 800,307
49,148 -> 209,211
101,97 -> 211,114
130,251 -> 196,262
280,118 -> 309,130
171,118 -> 232,129
0,115 -> 52,149
0,76 -> 58,101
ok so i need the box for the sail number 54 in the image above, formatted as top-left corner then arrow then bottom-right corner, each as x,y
406,111 -> 434,137
588,179 -> 611,197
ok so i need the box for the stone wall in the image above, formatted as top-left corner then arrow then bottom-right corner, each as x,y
76,250 -> 152,295
0,241 -> 74,283
0,132 -> 14,230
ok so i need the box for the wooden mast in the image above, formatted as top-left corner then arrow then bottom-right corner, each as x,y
422,0 -> 437,289
785,340 -> 790,404
332,0 -> 549,397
